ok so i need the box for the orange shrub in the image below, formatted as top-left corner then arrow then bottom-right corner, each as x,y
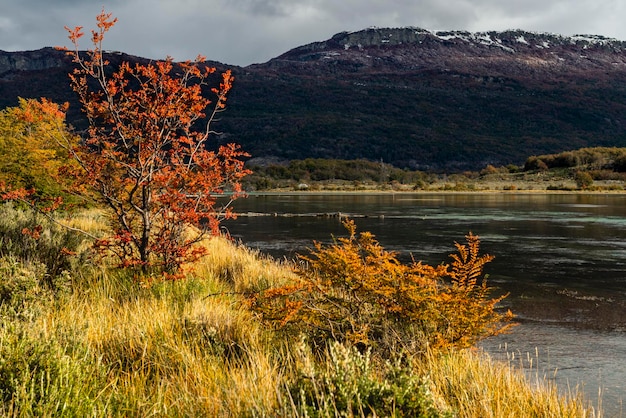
249,220 -> 514,356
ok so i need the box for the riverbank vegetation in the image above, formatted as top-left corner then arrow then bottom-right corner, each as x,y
0,204 -> 601,416
244,147 -> 626,192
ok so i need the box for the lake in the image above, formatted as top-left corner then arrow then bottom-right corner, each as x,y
226,192 -> 626,414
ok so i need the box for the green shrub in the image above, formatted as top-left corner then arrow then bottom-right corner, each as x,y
0,325 -> 108,417
614,154 -> 626,172
588,169 -> 626,181
284,341 -> 448,417
506,164 -> 521,173
574,171 -> 594,189
0,203 -> 88,286
249,158 -> 429,185
524,156 -> 549,171
546,184 -> 575,191
0,257 -> 51,320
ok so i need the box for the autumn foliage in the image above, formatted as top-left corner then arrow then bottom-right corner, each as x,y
0,98 -> 78,200
6,10 -> 250,276
250,220 -> 514,354
1,11 -> 250,276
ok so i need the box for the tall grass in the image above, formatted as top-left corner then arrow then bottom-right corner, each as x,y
194,236 -> 297,293
0,206 -> 603,416
417,349 -> 597,417
1,266 -> 285,416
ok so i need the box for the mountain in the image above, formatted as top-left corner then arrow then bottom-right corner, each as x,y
2,28 -> 626,170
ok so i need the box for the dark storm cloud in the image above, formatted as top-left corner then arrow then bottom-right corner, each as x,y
1,0 -> 625,66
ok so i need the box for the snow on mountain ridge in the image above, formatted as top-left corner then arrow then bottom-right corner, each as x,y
323,27 -> 626,54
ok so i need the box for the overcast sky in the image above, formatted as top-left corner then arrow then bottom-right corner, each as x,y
1,0 -> 625,66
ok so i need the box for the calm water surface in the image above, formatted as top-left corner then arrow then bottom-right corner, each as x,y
226,193 -> 626,414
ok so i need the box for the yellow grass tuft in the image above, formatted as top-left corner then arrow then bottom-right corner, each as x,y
192,235 -> 297,293
62,207 -> 109,235
417,348 -> 600,418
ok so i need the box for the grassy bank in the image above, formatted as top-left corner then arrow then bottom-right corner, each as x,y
247,169 -> 626,193
244,152 -> 626,193
0,208 -> 601,416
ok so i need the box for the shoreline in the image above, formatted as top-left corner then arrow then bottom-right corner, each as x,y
245,188 -> 626,196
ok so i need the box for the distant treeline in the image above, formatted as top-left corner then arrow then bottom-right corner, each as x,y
244,147 -> 626,190
524,147 -> 626,171
245,158 -> 430,189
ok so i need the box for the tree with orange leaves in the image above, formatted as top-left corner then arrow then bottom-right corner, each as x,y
50,11 -> 250,275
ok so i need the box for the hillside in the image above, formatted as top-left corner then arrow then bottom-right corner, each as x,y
2,28 -> 626,170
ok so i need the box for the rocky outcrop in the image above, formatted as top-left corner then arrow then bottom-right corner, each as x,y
265,28 -> 626,77
0,47 -> 67,79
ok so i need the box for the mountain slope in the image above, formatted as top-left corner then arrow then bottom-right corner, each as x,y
2,28 -> 626,170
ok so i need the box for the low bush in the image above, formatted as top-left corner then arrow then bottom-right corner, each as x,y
0,257 -> 51,320
283,341 -> 448,417
0,203 -> 88,286
0,306 -> 111,416
574,171 -> 594,189
249,220 -> 514,357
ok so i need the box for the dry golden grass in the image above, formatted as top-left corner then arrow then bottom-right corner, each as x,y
194,235 -> 297,293
40,263 -> 285,416
417,348 -> 599,418
62,207 -> 109,234
0,216 -> 602,416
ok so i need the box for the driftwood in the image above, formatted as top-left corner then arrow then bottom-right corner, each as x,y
236,212 -> 385,219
